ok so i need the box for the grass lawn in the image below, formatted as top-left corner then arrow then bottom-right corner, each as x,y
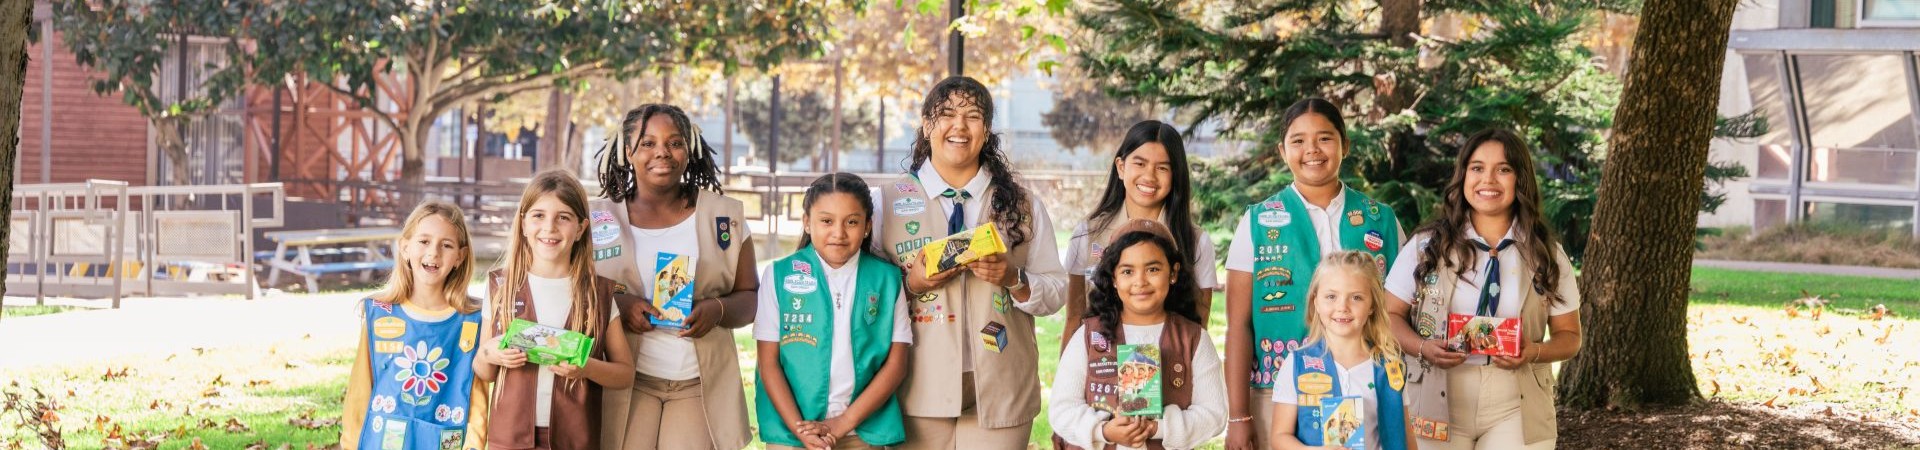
1,305 -> 84,318
1690,267 -> 1920,316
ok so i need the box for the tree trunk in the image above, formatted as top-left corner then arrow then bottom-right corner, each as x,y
1,0 -> 34,319
541,87 -> 574,174
400,126 -> 428,212
1556,0 -> 1738,410
154,117 -> 193,186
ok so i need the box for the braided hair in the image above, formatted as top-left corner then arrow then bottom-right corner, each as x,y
596,104 -> 723,207
907,76 -> 1034,248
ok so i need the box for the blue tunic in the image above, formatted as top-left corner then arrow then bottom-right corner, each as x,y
356,298 -> 483,450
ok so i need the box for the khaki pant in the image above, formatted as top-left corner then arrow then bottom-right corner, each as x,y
619,373 -> 713,450
767,435 -> 881,450
897,373 -> 1032,450
1247,388 -> 1276,450
1416,365 -> 1555,450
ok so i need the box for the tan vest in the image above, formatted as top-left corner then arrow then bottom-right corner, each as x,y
484,271 -> 613,450
588,191 -> 752,450
1403,246 -> 1557,444
875,174 -> 1042,428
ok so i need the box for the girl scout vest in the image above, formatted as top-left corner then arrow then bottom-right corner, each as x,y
357,298 -> 483,450
1248,185 -> 1399,388
875,174 -> 1042,428
754,248 -> 908,447
1289,340 -> 1408,450
1073,214 -> 1210,323
1065,316 -> 1201,450
586,190 -> 753,450
479,271 -> 615,450
1402,240 -> 1557,444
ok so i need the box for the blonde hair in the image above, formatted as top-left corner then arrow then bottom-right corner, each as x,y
1302,251 -> 1403,360
377,201 -> 478,314
490,171 -> 606,341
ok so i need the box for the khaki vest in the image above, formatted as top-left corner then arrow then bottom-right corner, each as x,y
483,271 -> 614,450
1402,243 -> 1557,445
588,191 -> 752,450
874,174 -> 1042,428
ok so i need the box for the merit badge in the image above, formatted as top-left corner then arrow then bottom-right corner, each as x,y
793,259 -> 813,276
1367,200 -> 1381,218
590,211 -> 621,246
1266,229 -> 1280,241
992,292 -> 1010,313
1364,230 -> 1385,252
893,197 -> 928,216
906,220 -> 921,235
896,182 -> 918,194
716,217 -> 733,250
1304,355 -> 1326,371
1091,331 -> 1110,352
1347,210 -> 1364,227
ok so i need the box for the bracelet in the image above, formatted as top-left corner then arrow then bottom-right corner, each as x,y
1417,340 -> 1427,358
1228,416 -> 1254,423
1528,347 -> 1541,364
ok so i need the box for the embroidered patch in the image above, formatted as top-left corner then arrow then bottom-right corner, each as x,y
1265,229 -> 1280,241
1374,254 -> 1387,275
380,418 -> 407,450
1263,200 -> 1285,210
1297,372 -> 1334,395
1255,266 -> 1292,286
373,316 -> 407,339
896,182 -> 919,194
893,197 -> 928,216
372,301 -> 394,314
1090,331 -> 1110,352
906,220 -> 921,236
458,322 -> 478,352
1303,355 -> 1326,371
793,259 -> 813,276
1258,209 -> 1290,227
1364,230 -> 1385,252
593,245 -> 623,261
1347,210 -> 1365,227
781,330 -> 819,347
1367,201 -> 1382,218
438,429 -> 465,450
894,237 -> 933,256
782,273 -> 819,295
716,217 -> 733,250
1262,291 -> 1289,302
590,211 -> 620,246
374,340 -> 404,353
1260,305 -> 1290,313
1414,417 -> 1450,441
992,291 -> 1010,313
1386,357 -> 1407,390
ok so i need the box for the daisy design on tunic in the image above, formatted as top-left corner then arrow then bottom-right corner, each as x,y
393,341 -> 451,405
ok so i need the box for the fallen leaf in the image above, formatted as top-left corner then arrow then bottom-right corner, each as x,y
187,437 -> 208,450
224,418 -> 250,433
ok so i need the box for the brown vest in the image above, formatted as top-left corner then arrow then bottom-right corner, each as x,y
483,271 -> 614,450
1402,239 -> 1560,444
589,191 -> 753,450
1066,316 -> 1201,450
875,174 -> 1042,428
1071,214 -> 1210,324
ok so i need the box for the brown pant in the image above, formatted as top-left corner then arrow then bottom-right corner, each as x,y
618,373 -> 712,450
532,426 -> 552,449
896,373 -> 1032,450
766,434 -> 881,450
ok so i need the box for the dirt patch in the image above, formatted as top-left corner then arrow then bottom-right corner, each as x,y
1560,400 -> 1920,449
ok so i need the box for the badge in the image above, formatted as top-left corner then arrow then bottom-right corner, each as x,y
915,292 -> 938,303
906,221 -> 921,235
1258,210 -> 1290,227
1374,254 -> 1387,274
716,217 -> 733,250
864,295 -> 881,323
981,322 -> 1008,353
1262,291 -> 1288,302
371,301 -> 394,314
1364,230 -> 1385,252
782,273 -> 819,294
459,322 -> 478,352
374,340 -> 404,353
893,197 -> 928,216
1091,331 -> 1110,352
896,182 -> 919,194
593,245 -> 622,261
1265,229 -> 1280,241
1090,243 -> 1105,262
1303,355 -> 1326,371
790,296 -> 806,311
781,330 -> 819,347
1263,201 -> 1285,210
992,292 -> 1010,313
1414,417 -> 1451,441
1298,372 -> 1334,395
1260,305 -> 1289,313
793,259 -> 813,276
590,211 -> 620,246
373,316 -> 407,339
1173,363 -> 1184,373
1173,376 -> 1184,388
1260,339 -> 1273,352
1255,266 -> 1292,286
1347,210 -> 1364,226
1367,200 -> 1382,218
1386,357 -> 1407,390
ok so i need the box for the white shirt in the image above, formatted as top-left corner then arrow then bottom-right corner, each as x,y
1226,184 -> 1404,272
1049,324 -> 1227,450
1064,222 -> 1220,290
871,165 -> 1070,371
1383,226 -> 1582,365
752,260 -> 914,419
526,275 -> 573,427
630,213 -> 703,380
1270,350 -> 1391,450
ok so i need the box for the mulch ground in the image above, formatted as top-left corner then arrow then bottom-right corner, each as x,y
1560,400 -> 1920,449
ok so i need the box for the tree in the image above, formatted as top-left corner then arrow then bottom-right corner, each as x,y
0,0 -> 33,322
50,0 -> 255,186
1074,0 -> 1633,261
734,90 -> 878,168
1040,69 -> 1159,154
1557,0 -> 1738,409
245,0 -> 858,195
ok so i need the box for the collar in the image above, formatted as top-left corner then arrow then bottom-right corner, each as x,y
916,164 -> 989,197
1290,182 -> 1346,212
1463,218 -> 1520,246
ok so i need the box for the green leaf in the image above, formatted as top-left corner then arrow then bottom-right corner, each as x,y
1044,34 -> 1066,54
916,0 -> 943,14
1037,60 -> 1060,76
1020,24 -> 1037,41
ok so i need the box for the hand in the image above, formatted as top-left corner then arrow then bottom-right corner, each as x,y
1492,343 -> 1534,370
616,292 -> 660,333
966,254 -> 1014,288
1101,416 -> 1144,447
1224,419 -> 1254,450
677,298 -> 723,339
1134,419 -> 1159,447
549,362 -> 583,379
481,336 -> 527,369
904,256 -> 963,294
790,420 -> 828,438
820,415 -> 853,440
1419,339 -> 1469,369
797,427 -> 836,450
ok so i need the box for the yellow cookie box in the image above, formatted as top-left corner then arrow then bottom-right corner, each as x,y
923,223 -> 1008,277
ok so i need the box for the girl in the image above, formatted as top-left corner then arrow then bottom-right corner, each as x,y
1268,251 -> 1417,450
473,170 -> 636,450
1064,119 -> 1219,345
1049,222 -> 1226,450
1224,98 -> 1404,450
589,104 -> 760,450
871,76 -> 1070,450
754,173 -> 913,450
1383,129 -> 1582,450
340,201 -> 486,450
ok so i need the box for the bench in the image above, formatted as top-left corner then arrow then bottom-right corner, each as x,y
260,227 -> 402,293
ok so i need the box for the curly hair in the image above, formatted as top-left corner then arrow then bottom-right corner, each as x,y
595,104 -> 723,207
1413,128 -> 1567,306
906,76 -> 1034,248
1085,230 -> 1202,338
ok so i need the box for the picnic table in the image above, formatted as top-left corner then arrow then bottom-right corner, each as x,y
259,227 -> 401,293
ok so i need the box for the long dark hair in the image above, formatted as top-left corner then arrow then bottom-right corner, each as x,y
595,104 -> 723,207
796,172 -> 878,258
1086,230 -> 1202,337
907,76 -> 1034,248
1414,128 -> 1566,306
1081,120 -> 1200,268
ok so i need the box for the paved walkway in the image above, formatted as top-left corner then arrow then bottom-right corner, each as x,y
0,292 -> 366,371
1694,259 -> 1920,280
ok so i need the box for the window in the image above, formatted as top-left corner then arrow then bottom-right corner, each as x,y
1795,54 -> 1920,187
1740,53 -> 1794,180
1861,0 -> 1920,25
1754,198 -> 1789,231
1805,201 -> 1916,233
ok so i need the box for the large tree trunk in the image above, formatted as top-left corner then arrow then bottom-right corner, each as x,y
2,0 -> 35,320
541,87 -> 574,174
1556,0 -> 1737,409
400,127 -> 428,212
154,117 -> 192,186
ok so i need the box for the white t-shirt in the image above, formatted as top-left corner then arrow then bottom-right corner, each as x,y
1270,351 -> 1391,450
1383,227 -> 1582,365
752,260 -> 913,419
525,274 -> 619,427
1226,185 -> 1405,272
1064,222 -> 1220,290
1048,323 -> 1227,450
631,213 -> 703,380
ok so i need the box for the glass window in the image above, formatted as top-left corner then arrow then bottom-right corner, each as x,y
1796,54 -> 1919,187
1804,201 -> 1915,233
1754,198 -> 1788,231
1863,0 -> 1920,22
1740,53 -> 1794,180
1807,147 -> 1918,186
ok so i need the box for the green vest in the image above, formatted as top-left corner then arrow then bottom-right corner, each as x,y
754,248 -> 907,446
1248,185 -> 1400,388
